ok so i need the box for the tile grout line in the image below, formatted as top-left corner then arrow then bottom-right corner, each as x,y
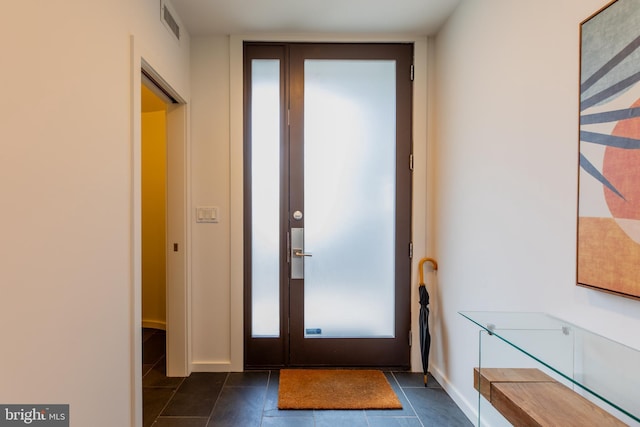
148,376 -> 186,426
144,330 -> 186,426
259,370 -> 272,427
142,330 -> 164,381
204,371 -> 231,426
390,372 -> 426,427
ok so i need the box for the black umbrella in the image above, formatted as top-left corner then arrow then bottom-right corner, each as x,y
418,257 -> 438,387
418,283 -> 430,386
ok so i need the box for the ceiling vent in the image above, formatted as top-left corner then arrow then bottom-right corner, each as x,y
160,0 -> 180,42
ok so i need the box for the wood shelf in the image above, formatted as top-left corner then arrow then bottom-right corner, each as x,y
474,368 -> 626,427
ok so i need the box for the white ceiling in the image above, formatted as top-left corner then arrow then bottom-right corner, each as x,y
168,0 -> 462,37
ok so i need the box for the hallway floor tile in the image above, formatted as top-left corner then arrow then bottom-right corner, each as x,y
143,329 -> 472,427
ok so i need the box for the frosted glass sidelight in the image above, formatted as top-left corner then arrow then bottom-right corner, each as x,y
303,59 -> 396,338
251,60 -> 280,337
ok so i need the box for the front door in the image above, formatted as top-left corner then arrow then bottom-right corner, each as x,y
244,43 -> 413,368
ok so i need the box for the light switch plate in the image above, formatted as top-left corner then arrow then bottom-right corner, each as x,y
196,206 -> 218,223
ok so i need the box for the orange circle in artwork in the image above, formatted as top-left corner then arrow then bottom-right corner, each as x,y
603,98 -> 640,220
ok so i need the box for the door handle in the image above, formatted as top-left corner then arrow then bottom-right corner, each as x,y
291,228 -> 309,279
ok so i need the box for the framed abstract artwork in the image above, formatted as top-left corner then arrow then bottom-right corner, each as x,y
578,0 -> 640,299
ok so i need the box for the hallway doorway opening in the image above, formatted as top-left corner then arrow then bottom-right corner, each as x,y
139,64 -> 189,378
141,79 -> 168,333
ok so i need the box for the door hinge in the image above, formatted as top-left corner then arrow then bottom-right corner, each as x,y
409,242 -> 413,259
409,330 -> 412,347
409,154 -> 414,171
287,109 -> 290,126
410,64 -> 414,81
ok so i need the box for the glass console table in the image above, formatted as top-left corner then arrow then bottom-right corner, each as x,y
460,311 -> 640,426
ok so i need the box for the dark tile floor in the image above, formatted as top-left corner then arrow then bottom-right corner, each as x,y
143,328 -> 472,427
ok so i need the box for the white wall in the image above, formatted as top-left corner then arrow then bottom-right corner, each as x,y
189,36 -> 233,370
432,0 -> 640,422
0,2 -> 190,426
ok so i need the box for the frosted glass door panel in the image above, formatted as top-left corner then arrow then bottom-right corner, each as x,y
251,59 -> 280,337
303,59 -> 396,338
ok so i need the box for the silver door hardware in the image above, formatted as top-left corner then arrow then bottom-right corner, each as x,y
293,210 -> 303,220
291,228 -> 311,279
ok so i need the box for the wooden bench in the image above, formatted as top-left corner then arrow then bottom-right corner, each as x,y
474,368 -> 626,427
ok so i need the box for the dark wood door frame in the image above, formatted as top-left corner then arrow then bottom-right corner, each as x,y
244,42 -> 413,369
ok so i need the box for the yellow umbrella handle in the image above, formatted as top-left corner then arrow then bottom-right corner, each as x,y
418,257 -> 438,285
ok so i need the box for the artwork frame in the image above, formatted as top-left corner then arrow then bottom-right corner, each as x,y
578,0 -> 640,300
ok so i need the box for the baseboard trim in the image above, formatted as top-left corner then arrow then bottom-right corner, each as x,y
430,364 -> 478,425
142,320 -> 167,330
191,361 -> 234,372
